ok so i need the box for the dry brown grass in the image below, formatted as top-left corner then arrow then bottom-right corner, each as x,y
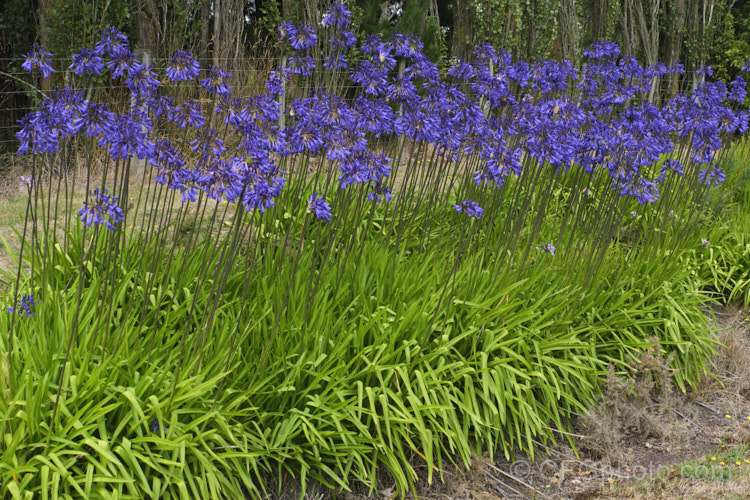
576,341 -> 695,466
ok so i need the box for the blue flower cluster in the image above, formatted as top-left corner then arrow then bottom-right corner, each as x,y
307,193 -> 333,222
79,188 -> 125,231
453,199 -> 484,218
8,293 -> 36,318
17,1 -> 748,233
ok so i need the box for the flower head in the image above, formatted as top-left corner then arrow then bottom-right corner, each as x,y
322,2 -> 352,27
367,181 -> 392,202
150,418 -> 167,434
535,243 -> 556,256
166,50 -> 200,81
728,76 -> 747,103
169,99 -> 205,129
96,27 -> 129,56
290,24 -> 317,51
583,41 -> 620,60
7,294 -> 36,318
307,192 -> 332,222
453,199 -> 484,218
74,102 -> 116,138
126,61 -> 160,97
79,188 -> 124,231
19,175 -> 33,191
698,164 -> 725,186
201,66 -> 233,95
22,44 -> 55,78
265,70 -> 285,97
70,48 -> 104,75
106,46 -> 136,78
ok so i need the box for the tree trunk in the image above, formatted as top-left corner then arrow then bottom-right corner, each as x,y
213,0 -> 222,68
619,0 -> 637,56
200,0 -> 211,59
452,0 -> 474,60
557,0 -> 580,61
588,0 -> 610,41
662,0 -> 686,96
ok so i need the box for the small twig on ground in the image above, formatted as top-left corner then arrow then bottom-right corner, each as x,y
694,401 -> 720,413
485,463 -> 554,500
483,470 -> 526,498
541,426 -> 587,439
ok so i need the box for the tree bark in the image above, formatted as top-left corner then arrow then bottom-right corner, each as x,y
452,0 -> 474,60
213,0 -> 222,67
589,0 -> 610,41
200,0 -> 211,59
557,0 -> 580,61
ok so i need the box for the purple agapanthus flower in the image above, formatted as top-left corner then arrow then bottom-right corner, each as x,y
453,199 -> 484,218
150,418 -> 167,434
126,61 -> 160,97
19,175 -> 33,191
307,192 -> 332,222
70,47 -> 104,75
169,99 -> 205,129
322,2 -> 352,27
728,76 -> 747,103
288,53 -> 315,76
290,24 -> 317,51
698,164 -> 725,186
278,21 -> 297,42
22,44 -> 55,78
8,293 -> 36,318
535,243 -> 556,256
166,50 -> 200,81
366,181 -> 392,202
79,188 -> 124,231
95,27 -> 129,56
74,102 -> 116,138
106,46 -> 136,78
265,70 -> 285,97
201,66 -> 233,95
583,41 -> 620,60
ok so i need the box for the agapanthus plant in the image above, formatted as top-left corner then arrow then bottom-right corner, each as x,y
201,66 -> 233,95
453,199 -> 484,218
